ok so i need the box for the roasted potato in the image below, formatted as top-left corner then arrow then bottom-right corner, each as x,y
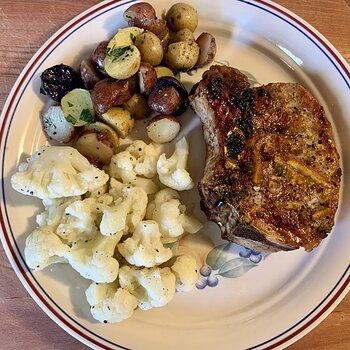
195,32 -> 217,68
91,41 -> 108,72
155,66 -> 174,78
100,107 -> 134,138
135,31 -> 164,66
61,88 -> 95,126
165,3 -> 198,32
42,106 -> 78,143
158,26 -> 171,49
80,59 -> 102,89
104,44 -> 141,80
138,62 -> 157,93
107,26 -> 144,49
123,93 -> 151,120
171,28 -> 195,43
164,40 -> 200,71
123,2 -> 167,35
148,85 -> 181,115
75,121 -> 119,166
146,115 -> 181,143
91,76 -> 138,115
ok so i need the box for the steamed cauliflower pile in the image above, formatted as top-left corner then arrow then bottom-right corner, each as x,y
11,137 -> 202,323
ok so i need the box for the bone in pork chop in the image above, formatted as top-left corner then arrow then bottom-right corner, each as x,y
190,65 -> 341,252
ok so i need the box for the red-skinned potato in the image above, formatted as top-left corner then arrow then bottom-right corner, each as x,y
80,59 -> 102,89
123,2 -> 166,35
91,76 -> 138,115
195,32 -> 217,68
138,62 -> 157,93
147,85 -> 182,115
146,115 -> 181,143
91,41 -> 108,72
158,26 -> 172,50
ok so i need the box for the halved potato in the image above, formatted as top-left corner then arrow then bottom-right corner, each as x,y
195,32 -> 217,68
104,44 -> 141,80
154,66 -> 174,78
100,107 -> 134,138
75,121 -> 119,165
107,27 -> 144,49
146,115 -> 181,143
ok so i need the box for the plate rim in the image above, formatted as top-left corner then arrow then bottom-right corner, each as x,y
0,0 -> 349,349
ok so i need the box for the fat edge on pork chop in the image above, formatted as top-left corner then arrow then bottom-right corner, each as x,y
190,65 -> 341,252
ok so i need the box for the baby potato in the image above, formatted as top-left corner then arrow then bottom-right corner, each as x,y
138,62 -> 157,93
104,44 -> 141,80
147,115 -> 181,143
195,32 -> 217,68
91,41 -> 108,72
171,28 -> 195,43
100,107 -> 134,138
135,31 -> 164,66
165,3 -> 198,32
155,66 -> 174,78
123,93 -> 151,120
147,85 -> 182,115
91,76 -> 138,115
164,40 -> 200,71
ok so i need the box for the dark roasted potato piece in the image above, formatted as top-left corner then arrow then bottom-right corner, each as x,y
148,85 -> 181,115
91,76 -> 138,115
40,64 -> 82,102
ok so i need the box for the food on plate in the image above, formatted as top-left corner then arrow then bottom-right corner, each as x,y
61,88 -> 95,126
42,106 -> 78,143
74,121 -> 120,165
12,138 -> 201,323
122,93 -> 151,119
90,40 -> 108,73
134,31 -> 164,66
146,115 -> 181,143
123,2 -> 167,35
100,107 -> 134,138
146,76 -> 189,115
91,76 -> 138,115
165,3 -> 198,32
79,59 -> 103,89
164,40 -> 200,72
157,137 -> 194,191
11,145 -> 109,199
190,65 -> 341,252
40,64 -> 83,102
154,65 -> 174,78
195,32 -> 217,68
137,62 -> 157,93
171,28 -> 195,43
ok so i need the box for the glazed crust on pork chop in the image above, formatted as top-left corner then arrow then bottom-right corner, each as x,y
190,65 -> 341,252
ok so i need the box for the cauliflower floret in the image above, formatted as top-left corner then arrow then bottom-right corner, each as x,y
117,221 -> 172,267
56,199 -> 101,243
156,137 -> 194,191
24,226 -> 69,271
171,255 -> 199,292
86,282 -> 137,323
11,146 -> 109,199
146,188 -> 202,242
65,233 -> 121,283
36,196 -> 80,228
100,185 -> 148,236
109,140 -> 161,183
119,265 -> 176,310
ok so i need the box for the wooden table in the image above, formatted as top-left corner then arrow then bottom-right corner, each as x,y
0,0 -> 349,349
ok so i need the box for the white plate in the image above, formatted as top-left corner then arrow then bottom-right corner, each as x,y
1,0 -> 349,349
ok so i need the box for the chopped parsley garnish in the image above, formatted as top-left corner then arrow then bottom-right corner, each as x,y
67,101 -> 74,107
106,45 -> 132,62
66,114 -> 77,125
130,33 -> 136,44
80,109 -> 94,123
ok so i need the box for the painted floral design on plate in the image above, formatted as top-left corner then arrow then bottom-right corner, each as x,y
196,243 -> 269,289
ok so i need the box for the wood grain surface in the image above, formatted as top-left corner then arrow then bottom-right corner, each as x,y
0,0 -> 349,349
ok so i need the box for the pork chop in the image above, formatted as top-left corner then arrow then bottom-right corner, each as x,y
190,65 -> 341,252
